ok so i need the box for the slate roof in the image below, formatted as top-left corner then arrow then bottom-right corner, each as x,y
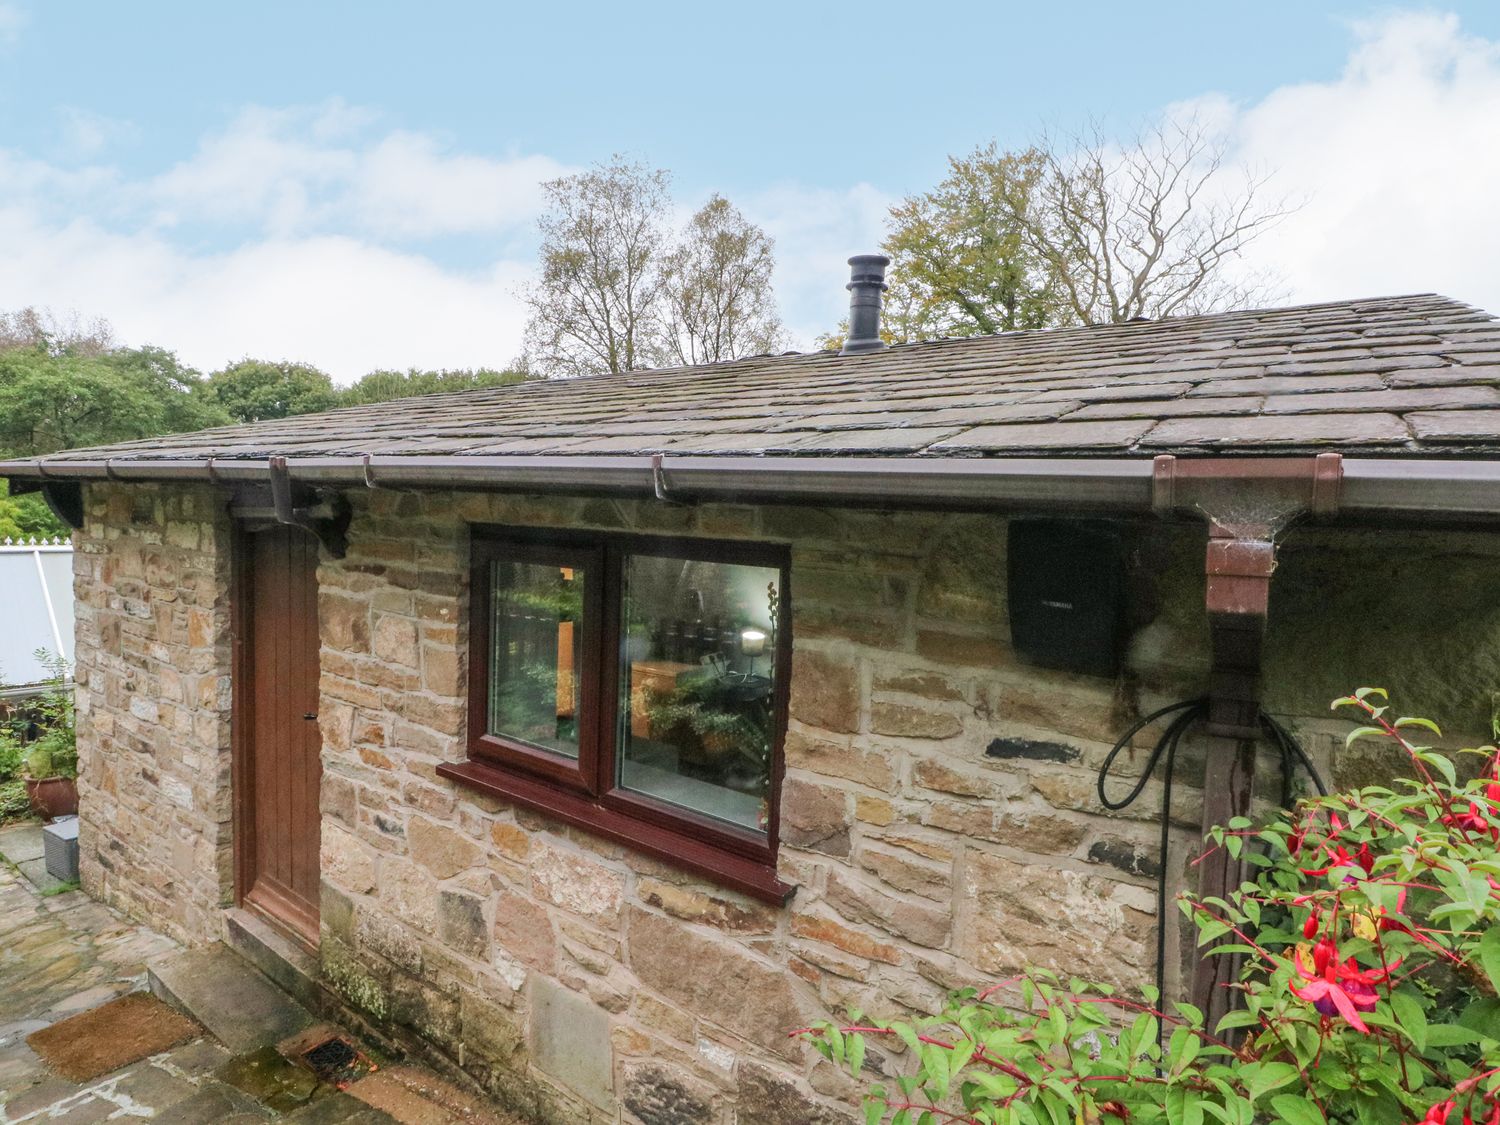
20,294 -> 1500,465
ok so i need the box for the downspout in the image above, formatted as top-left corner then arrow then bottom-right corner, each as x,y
1152,453 -> 1343,1025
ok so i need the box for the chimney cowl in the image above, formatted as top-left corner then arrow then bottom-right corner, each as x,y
840,253 -> 891,355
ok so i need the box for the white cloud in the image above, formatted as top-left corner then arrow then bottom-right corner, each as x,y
147,102 -> 571,241
743,181 -> 893,345
55,108 -> 137,159
0,206 -> 535,377
5,13 -> 1499,386
1209,11 -> 1500,315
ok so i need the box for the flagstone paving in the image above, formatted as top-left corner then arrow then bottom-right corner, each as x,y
0,825 -> 521,1123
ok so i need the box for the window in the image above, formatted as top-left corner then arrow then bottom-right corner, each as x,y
440,528 -> 792,903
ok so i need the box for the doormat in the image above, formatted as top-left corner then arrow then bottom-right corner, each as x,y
27,992 -> 201,1082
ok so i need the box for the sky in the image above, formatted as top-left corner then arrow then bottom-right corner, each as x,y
1,2 -> 1499,381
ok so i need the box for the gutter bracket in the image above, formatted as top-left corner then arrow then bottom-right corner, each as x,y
651,454 -> 687,506
267,456 -> 352,558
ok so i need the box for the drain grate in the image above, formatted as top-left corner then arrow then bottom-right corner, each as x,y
302,1036 -> 376,1088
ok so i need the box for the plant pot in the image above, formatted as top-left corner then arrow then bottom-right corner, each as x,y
23,776 -> 78,821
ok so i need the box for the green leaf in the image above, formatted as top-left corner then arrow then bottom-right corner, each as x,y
1394,716 -> 1442,737
1389,988 -> 1428,1052
1423,1023 -> 1483,1047
1422,751 -> 1458,786
1244,1061 -> 1301,1101
1482,926 -> 1500,995
1271,1093 -> 1327,1125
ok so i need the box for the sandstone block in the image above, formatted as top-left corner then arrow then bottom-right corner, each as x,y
914,629 -> 1011,668
378,858 -> 437,933
735,1061 -> 847,1125
635,877 -> 776,933
789,649 -> 860,734
870,701 -> 963,740
531,842 -> 626,925
321,593 -> 371,654
527,976 -> 614,1110
407,815 -> 483,880
322,823 -> 376,894
784,728 -> 896,791
622,1060 -> 716,1125
494,889 -> 557,974
873,669 -> 967,702
628,907 -> 806,1059
789,912 -> 902,966
438,889 -> 490,961
490,821 -> 532,861
914,758 -> 1000,798
957,851 -> 1152,990
824,871 -> 949,949
779,778 -> 851,857
857,845 -> 950,901
355,905 -> 423,974
373,615 -> 420,668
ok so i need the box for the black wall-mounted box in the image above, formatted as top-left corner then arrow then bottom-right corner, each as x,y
1007,520 -> 1124,678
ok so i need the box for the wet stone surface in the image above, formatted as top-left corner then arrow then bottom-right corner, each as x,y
0,837 -> 525,1123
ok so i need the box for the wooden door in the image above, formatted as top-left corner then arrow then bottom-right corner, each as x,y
239,525 -> 323,947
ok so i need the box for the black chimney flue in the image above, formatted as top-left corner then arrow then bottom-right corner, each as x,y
839,253 -> 891,355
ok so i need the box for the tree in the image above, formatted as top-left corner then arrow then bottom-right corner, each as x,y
0,307 -> 115,357
656,195 -> 786,366
880,145 -> 1061,342
1010,118 -> 1291,324
523,157 -> 672,376
207,359 -> 338,423
0,344 -> 227,457
826,118 -> 1291,347
339,367 -> 532,406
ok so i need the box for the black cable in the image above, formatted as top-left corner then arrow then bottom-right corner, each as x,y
1095,697 -> 1327,1041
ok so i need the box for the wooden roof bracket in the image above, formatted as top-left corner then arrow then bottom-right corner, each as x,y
266,456 -> 352,558
7,469 -> 84,530
1152,453 -> 1343,1024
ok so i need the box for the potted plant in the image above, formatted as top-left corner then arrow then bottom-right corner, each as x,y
19,652 -> 77,821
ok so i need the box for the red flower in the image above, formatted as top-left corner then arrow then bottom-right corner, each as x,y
1290,942 -> 1399,1034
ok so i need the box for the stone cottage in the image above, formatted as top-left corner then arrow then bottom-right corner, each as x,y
6,265 -> 1500,1122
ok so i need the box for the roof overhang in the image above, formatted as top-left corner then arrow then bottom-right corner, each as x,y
4,452 -> 1500,522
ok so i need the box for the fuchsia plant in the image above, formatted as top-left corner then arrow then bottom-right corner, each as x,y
802,691 -> 1500,1125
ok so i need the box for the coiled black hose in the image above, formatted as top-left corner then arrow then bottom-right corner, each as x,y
1096,698 -> 1327,1016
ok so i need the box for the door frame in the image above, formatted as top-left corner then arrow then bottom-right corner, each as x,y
229,521 -> 323,948
230,521 -> 255,912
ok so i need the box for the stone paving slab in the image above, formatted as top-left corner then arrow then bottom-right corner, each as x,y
149,944 -> 315,1054
0,861 -> 525,1123
0,825 -> 44,866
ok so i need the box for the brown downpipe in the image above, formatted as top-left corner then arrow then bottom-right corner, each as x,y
1152,453 -> 1343,1025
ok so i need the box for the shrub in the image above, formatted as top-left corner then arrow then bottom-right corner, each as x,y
803,690 -> 1500,1125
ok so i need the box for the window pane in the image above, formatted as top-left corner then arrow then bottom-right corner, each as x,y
488,558 -> 584,758
617,554 -> 780,834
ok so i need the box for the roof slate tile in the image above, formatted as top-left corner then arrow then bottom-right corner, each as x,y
11,293 -> 1499,467
1142,412 -> 1411,448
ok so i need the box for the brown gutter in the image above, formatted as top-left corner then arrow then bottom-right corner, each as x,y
1153,453 -> 1344,1024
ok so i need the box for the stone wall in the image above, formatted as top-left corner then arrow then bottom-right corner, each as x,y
312,491 -> 1210,1123
68,480 -> 1500,1122
73,482 -> 234,943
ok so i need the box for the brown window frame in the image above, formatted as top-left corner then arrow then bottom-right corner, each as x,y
438,525 -> 794,905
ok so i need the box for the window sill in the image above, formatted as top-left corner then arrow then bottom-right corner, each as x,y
436,758 -> 797,907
